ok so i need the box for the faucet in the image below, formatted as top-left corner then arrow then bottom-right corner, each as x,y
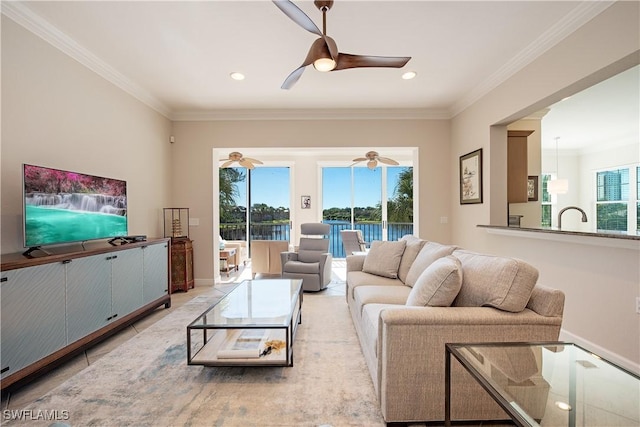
557,206 -> 588,230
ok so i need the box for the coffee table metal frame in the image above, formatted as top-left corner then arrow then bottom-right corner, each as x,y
187,279 -> 303,367
445,341 -> 640,427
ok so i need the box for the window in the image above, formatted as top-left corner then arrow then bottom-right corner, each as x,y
595,166 -> 638,233
541,174 -> 552,227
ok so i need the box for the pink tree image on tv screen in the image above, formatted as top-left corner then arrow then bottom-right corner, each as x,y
23,164 -> 128,247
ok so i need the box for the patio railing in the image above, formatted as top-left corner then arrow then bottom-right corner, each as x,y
220,221 -> 413,258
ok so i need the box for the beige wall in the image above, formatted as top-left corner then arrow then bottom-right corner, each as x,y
450,2 -> 640,370
171,119 -> 450,283
2,1 -> 638,374
1,17 -> 173,254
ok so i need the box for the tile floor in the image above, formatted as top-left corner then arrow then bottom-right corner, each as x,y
1,259 -> 347,411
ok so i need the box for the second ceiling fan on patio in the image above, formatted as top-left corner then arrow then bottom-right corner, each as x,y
352,151 -> 399,169
272,0 -> 411,89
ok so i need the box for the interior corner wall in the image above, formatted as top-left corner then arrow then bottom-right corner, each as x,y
171,119 -> 450,283
1,16 -> 173,255
450,1 -> 640,370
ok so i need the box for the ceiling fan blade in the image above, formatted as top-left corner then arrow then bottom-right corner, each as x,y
272,0 -> 322,37
239,159 -> 255,169
352,157 -> 367,162
220,160 -> 234,168
243,157 -> 263,164
281,65 -> 308,90
334,54 -> 411,71
378,157 -> 399,166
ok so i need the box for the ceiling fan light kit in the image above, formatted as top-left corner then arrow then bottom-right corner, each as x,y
273,0 -> 411,89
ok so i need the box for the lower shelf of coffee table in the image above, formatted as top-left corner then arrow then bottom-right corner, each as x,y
189,327 -> 292,366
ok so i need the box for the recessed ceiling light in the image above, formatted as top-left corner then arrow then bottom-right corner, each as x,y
230,72 -> 245,81
555,401 -> 572,411
402,71 -> 417,80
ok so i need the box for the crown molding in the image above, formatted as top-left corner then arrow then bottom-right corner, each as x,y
170,108 -> 451,121
449,1 -> 614,118
1,1 -> 173,119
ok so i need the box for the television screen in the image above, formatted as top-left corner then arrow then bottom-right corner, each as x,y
23,164 -> 128,248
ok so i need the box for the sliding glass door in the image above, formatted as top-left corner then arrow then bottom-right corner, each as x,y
219,167 -> 290,248
322,166 -> 413,257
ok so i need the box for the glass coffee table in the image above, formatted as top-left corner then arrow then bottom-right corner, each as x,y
187,279 -> 303,367
445,342 -> 640,426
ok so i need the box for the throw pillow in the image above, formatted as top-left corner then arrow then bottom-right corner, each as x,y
451,250 -> 538,312
406,255 -> 463,306
405,241 -> 458,287
397,235 -> 427,284
362,240 -> 407,279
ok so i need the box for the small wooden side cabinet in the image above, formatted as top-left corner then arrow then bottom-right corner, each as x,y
171,238 -> 194,292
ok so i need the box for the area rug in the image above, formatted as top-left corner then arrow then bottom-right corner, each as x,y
13,290 -> 384,426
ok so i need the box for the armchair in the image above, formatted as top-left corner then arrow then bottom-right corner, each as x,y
340,229 -> 368,255
281,223 -> 332,292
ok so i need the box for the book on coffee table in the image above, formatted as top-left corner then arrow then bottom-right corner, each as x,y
217,329 -> 268,359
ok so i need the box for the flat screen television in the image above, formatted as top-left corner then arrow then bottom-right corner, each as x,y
23,164 -> 128,251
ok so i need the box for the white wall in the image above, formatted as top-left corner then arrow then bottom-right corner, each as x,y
450,2 -> 640,371
1,17 -> 173,254
171,119 -> 450,283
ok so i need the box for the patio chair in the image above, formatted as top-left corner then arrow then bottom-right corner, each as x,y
280,223 -> 332,292
340,229 -> 368,256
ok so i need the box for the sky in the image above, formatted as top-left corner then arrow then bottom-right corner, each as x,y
234,166 -> 409,210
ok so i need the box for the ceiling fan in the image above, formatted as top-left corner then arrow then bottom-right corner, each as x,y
352,151 -> 399,169
220,152 -> 263,169
272,0 -> 411,89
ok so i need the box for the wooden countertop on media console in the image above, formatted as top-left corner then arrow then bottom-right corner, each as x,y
1,238 -> 170,271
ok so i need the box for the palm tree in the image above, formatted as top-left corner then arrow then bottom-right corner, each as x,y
388,168 -> 413,223
219,168 -> 245,223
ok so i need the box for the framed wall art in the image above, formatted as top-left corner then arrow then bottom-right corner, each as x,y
459,149 -> 483,204
527,176 -> 539,201
301,195 -> 311,209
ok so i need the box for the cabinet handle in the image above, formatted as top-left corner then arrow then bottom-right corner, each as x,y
0,277 -> 7,283
62,260 -> 72,264
1,366 -> 9,374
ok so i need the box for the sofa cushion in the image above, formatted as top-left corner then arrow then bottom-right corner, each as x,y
363,240 -> 407,279
354,285 -> 412,315
347,271 -> 405,300
452,250 -> 538,312
405,242 -> 458,287
406,255 -> 463,307
397,235 -> 428,284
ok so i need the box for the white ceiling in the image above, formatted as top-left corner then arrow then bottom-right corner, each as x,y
4,0 -> 613,120
5,1 -> 636,154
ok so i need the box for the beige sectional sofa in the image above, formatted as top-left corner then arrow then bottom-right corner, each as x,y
346,235 -> 565,424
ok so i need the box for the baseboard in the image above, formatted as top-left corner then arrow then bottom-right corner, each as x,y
560,328 -> 639,374
194,278 -> 215,286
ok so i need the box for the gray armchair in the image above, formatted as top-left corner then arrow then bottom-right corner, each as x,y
281,223 -> 333,292
340,229 -> 368,256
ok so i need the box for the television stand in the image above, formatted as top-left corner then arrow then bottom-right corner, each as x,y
22,246 -> 52,257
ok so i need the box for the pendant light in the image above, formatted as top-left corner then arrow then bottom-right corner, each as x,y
548,137 -> 568,194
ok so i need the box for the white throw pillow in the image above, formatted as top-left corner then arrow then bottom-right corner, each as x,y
362,240 -> 406,279
405,242 -> 458,287
405,255 -> 463,307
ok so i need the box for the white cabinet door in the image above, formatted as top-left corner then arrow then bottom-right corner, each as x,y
1,263 -> 66,379
142,242 -> 169,304
66,255 -> 111,344
110,248 -> 143,319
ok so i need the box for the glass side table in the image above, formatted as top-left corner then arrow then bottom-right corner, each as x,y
445,342 -> 640,427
